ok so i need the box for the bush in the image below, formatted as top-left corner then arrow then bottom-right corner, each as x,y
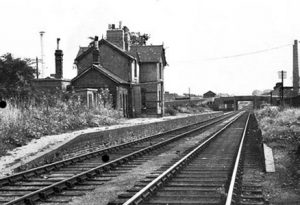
165,106 -> 177,116
255,106 -> 279,120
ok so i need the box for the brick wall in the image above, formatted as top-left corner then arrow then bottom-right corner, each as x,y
106,29 -> 125,50
100,44 -> 131,82
165,99 -> 203,107
72,69 -> 118,106
132,85 -> 142,115
72,69 -> 116,89
31,79 -> 71,91
140,63 -> 158,82
77,52 -> 93,75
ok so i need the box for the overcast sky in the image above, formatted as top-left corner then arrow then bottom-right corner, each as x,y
1,0 -> 299,95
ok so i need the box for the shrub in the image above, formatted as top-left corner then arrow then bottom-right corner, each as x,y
255,106 -> 279,120
165,106 -> 177,116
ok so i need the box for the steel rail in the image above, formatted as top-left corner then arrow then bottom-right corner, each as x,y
122,111 -> 245,205
0,112 -> 232,187
225,113 -> 250,205
3,112 -> 239,205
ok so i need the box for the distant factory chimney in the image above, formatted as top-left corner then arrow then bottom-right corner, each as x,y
293,40 -> 299,96
55,38 -> 63,79
92,36 -> 100,65
39,31 -> 46,78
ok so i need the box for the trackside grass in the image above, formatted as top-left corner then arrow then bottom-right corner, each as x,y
254,106 -> 300,203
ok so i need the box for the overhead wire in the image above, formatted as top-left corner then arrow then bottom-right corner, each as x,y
169,42 -> 293,63
205,43 -> 293,61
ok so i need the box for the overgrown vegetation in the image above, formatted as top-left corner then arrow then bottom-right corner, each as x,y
0,53 -> 123,157
164,106 -> 177,116
255,106 -> 300,146
0,89 -> 123,157
0,53 -> 35,98
164,102 -> 211,116
254,106 -> 300,203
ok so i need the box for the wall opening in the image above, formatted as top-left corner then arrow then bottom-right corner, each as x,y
237,101 -> 253,110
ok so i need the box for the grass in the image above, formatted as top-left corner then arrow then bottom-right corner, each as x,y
254,106 -> 300,203
0,91 -> 123,157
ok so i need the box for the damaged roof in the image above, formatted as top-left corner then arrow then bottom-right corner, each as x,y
75,47 -> 90,59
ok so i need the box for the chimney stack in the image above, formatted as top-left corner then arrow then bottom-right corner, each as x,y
93,36 -> 100,65
123,26 -> 131,51
293,40 -> 299,96
55,38 -> 63,79
40,31 -> 46,78
106,23 -> 125,50
106,23 -> 131,51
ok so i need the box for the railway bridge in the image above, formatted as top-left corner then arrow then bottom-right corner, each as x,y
214,95 -> 274,110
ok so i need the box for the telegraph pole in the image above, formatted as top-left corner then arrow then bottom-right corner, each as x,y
293,40 -> 299,96
278,70 -> 286,106
36,57 -> 39,79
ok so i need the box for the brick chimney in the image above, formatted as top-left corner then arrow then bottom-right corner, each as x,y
106,22 -> 130,51
55,38 -> 63,79
123,26 -> 131,51
93,36 -> 100,65
293,40 -> 299,96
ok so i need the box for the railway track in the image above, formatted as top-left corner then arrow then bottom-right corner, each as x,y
0,112 -> 239,205
111,112 -> 251,205
238,114 -> 265,205
49,113 -> 227,161
19,113 -> 227,167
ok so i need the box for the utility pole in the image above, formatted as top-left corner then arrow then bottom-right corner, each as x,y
36,57 -> 39,79
293,40 -> 299,96
278,70 -> 287,107
281,71 -> 284,105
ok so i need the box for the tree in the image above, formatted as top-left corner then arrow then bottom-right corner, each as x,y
130,32 -> 150,46
217,93 -> 230,97
252,90 -> 263,96
0,53 -> 35,97
262,89 -> 272,95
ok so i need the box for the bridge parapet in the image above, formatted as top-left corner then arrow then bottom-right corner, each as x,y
214,95 -> 272,110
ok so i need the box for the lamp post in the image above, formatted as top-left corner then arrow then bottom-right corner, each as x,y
278,70 -> 287,106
